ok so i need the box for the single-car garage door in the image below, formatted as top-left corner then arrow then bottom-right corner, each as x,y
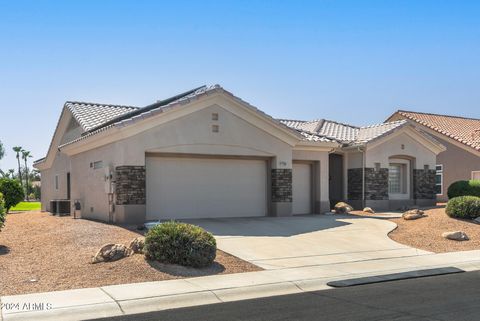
146,156 -> 268,220
292,162 -> 312,215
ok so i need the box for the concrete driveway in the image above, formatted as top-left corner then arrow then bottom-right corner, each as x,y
188,214 -> 431,270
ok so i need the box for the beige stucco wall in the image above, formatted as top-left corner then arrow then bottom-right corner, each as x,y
366,132 -> 436,169
434,136 -> 480,201
40,151 -> 71,212
66,103 -> 306,222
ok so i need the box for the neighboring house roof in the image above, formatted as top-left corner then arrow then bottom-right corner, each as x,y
388,110 -> 480,151
279,118 -> 408,146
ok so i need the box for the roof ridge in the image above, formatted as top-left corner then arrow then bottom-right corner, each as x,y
397,109 -> 480,122
360,119 -> 407,129
277,118 -> 308,123
66,101 -> 139,109
323,119 -> 360,129
84,85 -> 207,134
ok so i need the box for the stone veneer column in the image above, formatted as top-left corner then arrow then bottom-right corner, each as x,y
115,166 -> 146,205
271,168 -> 292,216
348,168 -> 389,203
413,169 -> 436,200
271,169 -> 292,202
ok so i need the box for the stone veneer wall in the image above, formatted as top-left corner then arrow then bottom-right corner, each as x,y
365,168 -> 389,200
347,168 -> 362,200
413,169 -> 436,199
271,169 -> 292,202
348,168 -> 388,200
115,166 -> 146,205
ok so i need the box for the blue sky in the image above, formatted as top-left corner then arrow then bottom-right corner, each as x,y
0,0 -> 479,170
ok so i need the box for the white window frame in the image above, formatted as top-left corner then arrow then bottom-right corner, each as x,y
435,164 -> 443,195
54,175 -> 59,191
388,158 -> 410,200
472,171 -> 480,180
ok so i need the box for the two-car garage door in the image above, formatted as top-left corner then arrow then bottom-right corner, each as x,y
146,157 -> 268,220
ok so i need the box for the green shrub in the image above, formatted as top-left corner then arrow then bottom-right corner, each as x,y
0,179 -> 24,212
0,193 -> 5,231
447,180 -> 480,199
144,221 -> 217,268
446,196 -> 480,219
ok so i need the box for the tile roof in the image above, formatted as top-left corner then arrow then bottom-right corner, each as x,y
57,85 -> 335,149
66,101 -> 139,131
356,120 -> 408,144
279,118 -> 408,145
392,110 -> 480,151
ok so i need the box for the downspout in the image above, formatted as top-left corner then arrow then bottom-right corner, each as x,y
357,146 -> 366,209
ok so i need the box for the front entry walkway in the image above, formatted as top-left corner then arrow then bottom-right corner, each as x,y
188,214 -> 431,270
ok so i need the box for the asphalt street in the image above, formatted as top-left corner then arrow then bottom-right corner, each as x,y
93,270 -> 480,321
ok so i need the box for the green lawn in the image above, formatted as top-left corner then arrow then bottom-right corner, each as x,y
9,201 -> 41,211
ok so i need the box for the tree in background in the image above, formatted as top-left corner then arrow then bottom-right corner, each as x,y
12,146 -> 23,190
0,192 -> 5,232
0,140 -> 4,160
21,150 -> 32,200
0,179 -> 24,213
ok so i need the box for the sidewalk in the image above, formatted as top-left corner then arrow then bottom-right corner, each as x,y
2,249 -> 480,321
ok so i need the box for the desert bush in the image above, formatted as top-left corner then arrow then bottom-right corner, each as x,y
447,180 -> 480,199
446,196 -> 480,219
0,178 -> 24,212
144,221 -> 216,268
0,193 -> 5,231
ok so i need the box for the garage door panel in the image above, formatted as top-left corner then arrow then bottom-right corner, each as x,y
146,157 -> 267,219
292,163 -> 312,215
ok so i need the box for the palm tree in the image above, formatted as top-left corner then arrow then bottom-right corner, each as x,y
12,146 -> 23,189
8,169 -> 15,179
22,150 -> 32,200
0,140 -> 5,160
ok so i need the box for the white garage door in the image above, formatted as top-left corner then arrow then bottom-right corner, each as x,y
146,157 -> 267,220
292,163 -> 312,215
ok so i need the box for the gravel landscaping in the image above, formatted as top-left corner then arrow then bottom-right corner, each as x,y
352,207 -> 480,253
0,212 -> 261,296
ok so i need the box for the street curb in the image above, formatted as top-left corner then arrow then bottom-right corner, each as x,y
3,261 -> 480,321
327,267 -> 465,287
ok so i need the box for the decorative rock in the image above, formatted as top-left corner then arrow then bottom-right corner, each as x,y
92,244 -> 132,264
363,207 -> 375,214
442,231 -> 469,241
474,217 -> 480,224
404,208 -> 424,215
333,202 -> 353,214
128,237 -> 145,254
402,209 -> 425,220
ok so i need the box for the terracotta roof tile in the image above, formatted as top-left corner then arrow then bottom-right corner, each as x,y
395,110 -> 480,151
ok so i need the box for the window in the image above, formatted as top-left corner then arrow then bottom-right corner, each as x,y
435,165 -> 443,195
472,171 -> 480,180
212,124 -> 219,133
212,113 -> 219,121
389,163 -> 407,194
54,175 -> 59,190
93,161 -> 103,169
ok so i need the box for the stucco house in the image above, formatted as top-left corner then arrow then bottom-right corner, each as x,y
387,110 -> 480,202
34,85 -> 445,224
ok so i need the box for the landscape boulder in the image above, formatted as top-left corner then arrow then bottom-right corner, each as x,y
363,207 -> 375,214
474,217 -> 480,224
92,244 -> 132,264
128,237 -> 145,254
442,231 -> 469,241
333,202 -> 353,214
402,209 -> 425,220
